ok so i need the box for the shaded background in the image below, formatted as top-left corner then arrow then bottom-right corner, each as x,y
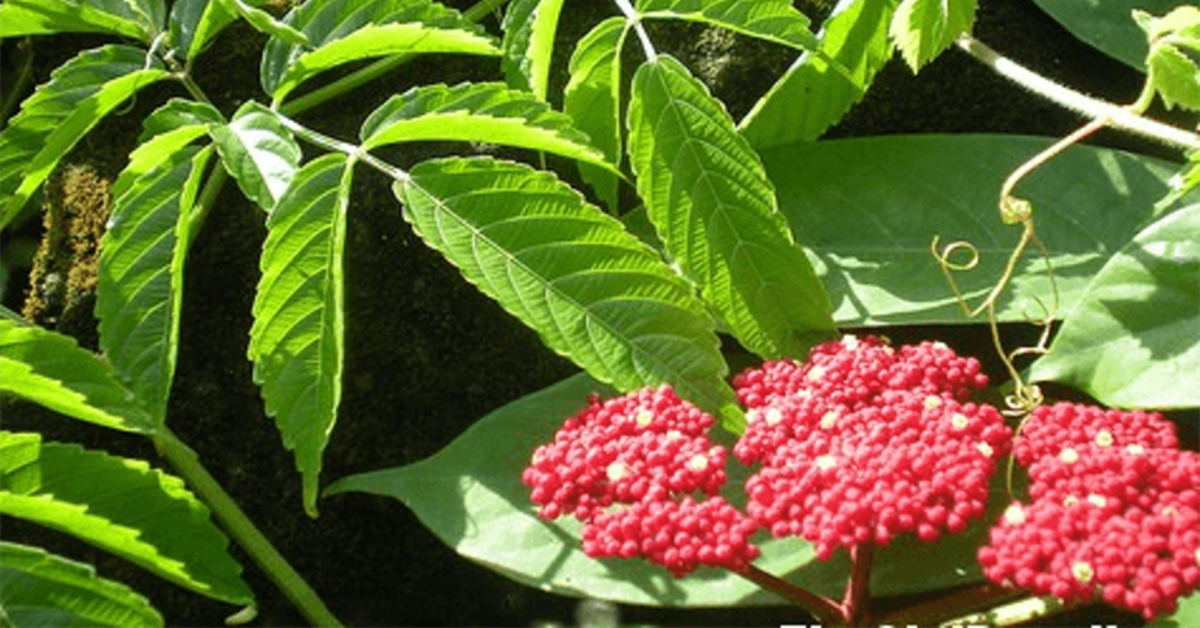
1,0 -> 1196,625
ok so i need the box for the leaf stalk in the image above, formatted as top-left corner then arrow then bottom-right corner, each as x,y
612,0 -> 658,61
278,0 -> 512,115
155,426 -> 344,627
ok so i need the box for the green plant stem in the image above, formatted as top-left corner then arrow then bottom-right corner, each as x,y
185,162 -> 228,251
0,38 -> 35,128
998,118 -> 1107,209
155,426 -> 344,627
956,34 -> 1200,152
612,0 -> 658,61
737,564 -> 842,625
278,0 -> 511,115
271,111 -> 408,181
936,593 -> 1076,627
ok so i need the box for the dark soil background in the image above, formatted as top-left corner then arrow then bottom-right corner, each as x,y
1,0 -> 1197,626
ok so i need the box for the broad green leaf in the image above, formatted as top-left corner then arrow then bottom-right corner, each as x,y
0,0 -> 153,40
392,157 -> 741,430
889,0 -> 977,71
635,0 -> 817,51
248,154 -> 352,517
0,432 -> 253,605
1149,592 -> 1200,627
0,320 -> 155,434
627,55 -> 836,360
763,135 -> 1195,326
210,101 -> 301,213
564,16 -> 628,210
326,372 -> 1006,606
216,0 -> 309,46
1029,203 -> 1200,409
1030,0 -> 1184,70
138,98 -> 225,144
98,140 -> 212,423
0,45 -> 173,229
739,0 -> 896,149
169,0 -> 238,62
501,0 -> 566,99
0,541 -> 164,628
760,134 -> 1194,326
360,82 -> 615,173
1140,6 -> 1200,111
260,0 -> 497,105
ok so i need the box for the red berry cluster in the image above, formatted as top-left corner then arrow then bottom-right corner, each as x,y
735,335 -> 1010,560
1014,402 -> 1179,467
522,386 -> 759,576
733,335 -> 988,412
979,403 -> 1200,620
583,496 -> 760,577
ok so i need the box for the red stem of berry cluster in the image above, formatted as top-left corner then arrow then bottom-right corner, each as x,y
738,564 -> 843,625
843,543 -> 873,625
737,544 -> 875,627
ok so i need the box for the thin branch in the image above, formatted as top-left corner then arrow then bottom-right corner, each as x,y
737,564 -> 843,626
956,34 -> 1200,152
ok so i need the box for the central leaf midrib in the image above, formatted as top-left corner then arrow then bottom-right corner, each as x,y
647,60 -> 791,351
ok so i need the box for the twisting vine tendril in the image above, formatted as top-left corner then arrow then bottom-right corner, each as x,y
931,121 -> 1116,495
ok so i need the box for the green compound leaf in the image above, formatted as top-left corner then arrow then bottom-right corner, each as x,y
1029,0 -> 1182,71
392,157 -> 741,431
260,0 -> 498,106
326,372 -> 1005,606
0,45 -> 173,229
169,0 -> 238,62
740,0 -> 896,150
889,0 -> 977,71
0,320 -> 155,434
210,101 -> 301,213
564,16 -> 628,210
0,432 -> 253,605
1029,203 -> 1200,409
635,0 -> 817,51
360,82 -> 615,174
500,0 -> 566,99
98,136 -> 212,424
0,0 -> 155,40
249,154 -> 352,517
627,55 -> 836,360
760,134 -> 1193,326
0,541 -> 164,628
1139,6 -> 1200,111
